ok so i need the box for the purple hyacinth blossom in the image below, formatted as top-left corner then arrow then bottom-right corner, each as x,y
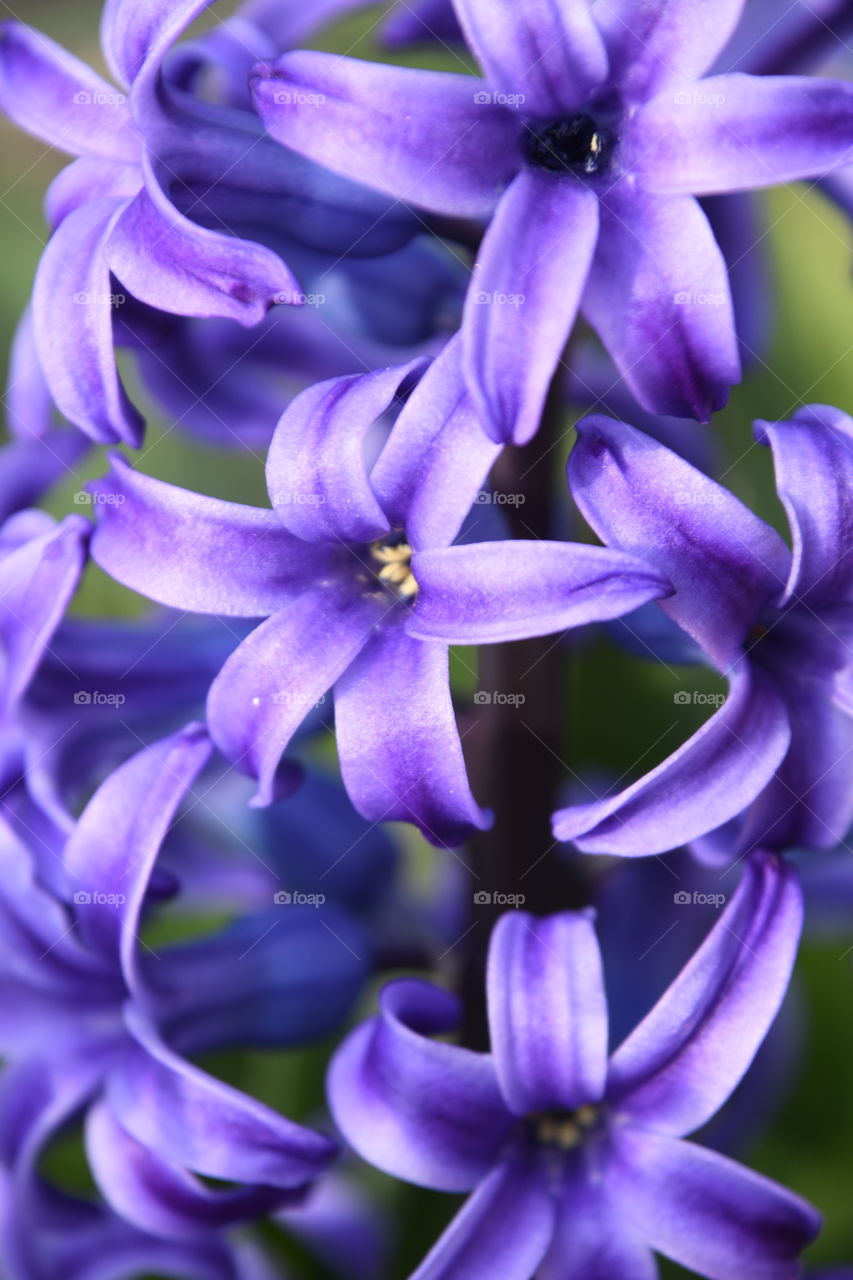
554,405 -> 853,858
252,0 -> 853,444
0,723 -> 366,1246
86,345 -> 669,846
328,853 -> 818,1279
0,0 -> 416,446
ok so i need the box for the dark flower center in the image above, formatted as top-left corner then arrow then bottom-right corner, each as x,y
524,114 -> 611,175
367,532 -> 418,603
529,1104 -> 601,1150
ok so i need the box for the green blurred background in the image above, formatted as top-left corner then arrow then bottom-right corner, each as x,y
2,1 -> 853,1275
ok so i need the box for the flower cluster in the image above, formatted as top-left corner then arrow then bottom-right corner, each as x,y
1,0 -> 853,1276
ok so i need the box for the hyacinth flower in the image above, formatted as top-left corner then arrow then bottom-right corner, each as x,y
87,345 -> 669,846
0,0 -> 417,446
0,723 -> 371,1245
329,853 -> 818,1279
253,0 -> 853,444
550,405 -> 853,858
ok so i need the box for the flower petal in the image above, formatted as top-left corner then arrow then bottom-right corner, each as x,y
0,513 -> 89,713
89,454 -> 317,616
86,1101 -> 286,1242
101,0 -> 213,88
6,307 -> 53,440
607,852 -> 803,1136
453,0 -> 608,117
369,336 -> 502,551
568,415 -> 790,668
552,664 -> 792,855
538,1166 -> 657,1280
250,52 -> 520,218
108,1008 -> 335,1188
632,74 -> 853,195
266,359 -> 427,543
594,0 -> 746,101
756,405 -> 853,606
32,198 -> 144,446
737,686 -> 853,853
382,0 -> 464,47
327,977 -> 510,1191
208,592 -> 379,806
487,910 -> 608,1115
63,724 -> 212,984
409,540 -> 670,643
464,169 -> 599,444
611,1127 -> 820,1279
582,188 -> 740,422
105,154 -> 301,326
0,21 -> 139,159
409,1152 -> 555,1280
334,628 -> 490,847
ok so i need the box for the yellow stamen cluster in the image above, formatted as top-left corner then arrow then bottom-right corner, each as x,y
369,538 -> 418,602
533,1104 -> 600,1151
